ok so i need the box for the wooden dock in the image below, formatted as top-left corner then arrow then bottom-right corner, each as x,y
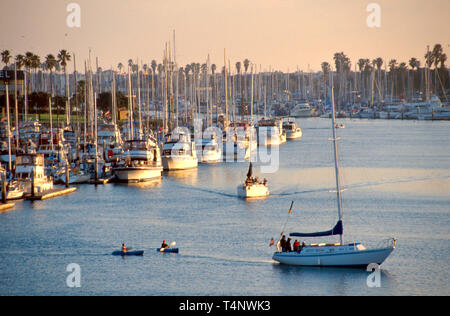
0,203 -> 15,212
25,187 -> 77,201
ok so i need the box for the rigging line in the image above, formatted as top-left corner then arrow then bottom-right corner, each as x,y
279,201 -> 294,237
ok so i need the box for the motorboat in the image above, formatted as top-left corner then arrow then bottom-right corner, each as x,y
290,101 -> 312,118
196,134 -> 222,164
161,129 -> 198,171
14,154 -> 54,194
257,119 -> 285,146
223,122 -> 256,162
114,138 -> 163,182
283,119 -> 302,140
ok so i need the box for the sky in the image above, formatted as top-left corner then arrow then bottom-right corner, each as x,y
0,0 -> 449,72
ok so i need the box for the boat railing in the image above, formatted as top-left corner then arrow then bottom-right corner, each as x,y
374,238 -> 397,249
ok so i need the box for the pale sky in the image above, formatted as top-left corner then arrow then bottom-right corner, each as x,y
1,0 -> 449,72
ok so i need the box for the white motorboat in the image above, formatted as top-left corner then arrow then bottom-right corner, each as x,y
161,129 -> 198,171
14,154 -> 54,194
114,138 -> 163,182
290,101 -> 312,118
283,119 -> 302,140
272,87 -> 396,267
237,163 -> 269,199
222,122 -> 256,162
257,119 -> 285,147
1,180 -> 25,200
54,167 -> 91,185
196,135 -> 222,164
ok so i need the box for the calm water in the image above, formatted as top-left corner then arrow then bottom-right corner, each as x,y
0,118 -> 449,296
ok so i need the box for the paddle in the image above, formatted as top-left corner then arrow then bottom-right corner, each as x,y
160,241 -> 176,252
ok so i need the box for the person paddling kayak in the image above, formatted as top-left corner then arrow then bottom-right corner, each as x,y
122,243 -> 128,253
161,240 -> 169,249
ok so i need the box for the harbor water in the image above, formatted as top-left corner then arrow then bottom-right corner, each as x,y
0,118 -> 449,296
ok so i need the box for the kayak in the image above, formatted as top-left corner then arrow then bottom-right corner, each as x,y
158,248 -> 179,253
112,250 -> 144,256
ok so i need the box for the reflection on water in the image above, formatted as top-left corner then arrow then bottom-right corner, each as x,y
113,178 -> 163,190
0,119 -> 448,295
272,263 -> 397,296
164,169 -> 199,185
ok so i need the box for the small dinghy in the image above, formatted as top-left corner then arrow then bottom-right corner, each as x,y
157,248 -> 179,253
112,250 -> 144,256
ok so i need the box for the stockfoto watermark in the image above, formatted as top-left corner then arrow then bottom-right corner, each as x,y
366,3 -> 381,28
366,263 -> 381,288
66,3 -> 81,28
66,263 -> 81,288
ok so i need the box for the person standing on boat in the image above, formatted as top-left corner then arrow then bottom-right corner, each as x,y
293,240 -> 300,252
279,235 -> 287,252
286,238 -> 292,252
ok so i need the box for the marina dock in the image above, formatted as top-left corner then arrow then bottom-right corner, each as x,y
25,187 -> 77,201
0,203 -> 14,211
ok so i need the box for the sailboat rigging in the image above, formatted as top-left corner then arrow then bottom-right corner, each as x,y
272,87 -> 396,267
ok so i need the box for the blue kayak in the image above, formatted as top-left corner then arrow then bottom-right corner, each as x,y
112,250 -> 144,256
157,248 -> 179,253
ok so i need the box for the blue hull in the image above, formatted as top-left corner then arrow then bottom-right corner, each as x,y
158,248 -> 179,253
112,250 -> 144,256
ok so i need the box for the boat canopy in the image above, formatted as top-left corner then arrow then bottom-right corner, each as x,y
290,220 -> 343,238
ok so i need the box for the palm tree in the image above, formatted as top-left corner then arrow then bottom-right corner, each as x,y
321,62 -> 331,99
15,54 -> 25,70
408,58 -> 419,98
388,59 -> 398,100
235,62 -> 242,98
31,54 -> 41,92
57,49 -> 72,125
151,60 -> 157,75
117,62 -> 124,73
45,54 -> 58,95
398,62 -> 408,98
1,50 -> 12,68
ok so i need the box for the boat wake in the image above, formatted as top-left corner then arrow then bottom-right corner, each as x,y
182,252 -> 274,265
273,172 -> 450,197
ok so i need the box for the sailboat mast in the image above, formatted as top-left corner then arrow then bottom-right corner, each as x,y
224,49 -> 228,129
331,86 -> 344,245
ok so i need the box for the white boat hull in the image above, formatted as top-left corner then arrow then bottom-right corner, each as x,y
223,143 -> 250,161
273,246 -> 394,267
114,166 -> 163,182
5,188 -> 24,200
290,110 -> 311,118
162,156 -> 198,171
200,150 -> 222,164
286,129 -> 302,140
237,184 -> 269,198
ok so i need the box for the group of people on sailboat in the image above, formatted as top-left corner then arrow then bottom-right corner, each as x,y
277,235 -> 305,253
245,163 -> 267,187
